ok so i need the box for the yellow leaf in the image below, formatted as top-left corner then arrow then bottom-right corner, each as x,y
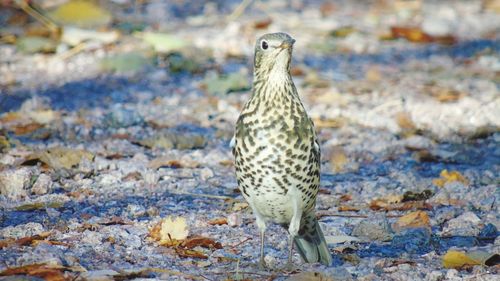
442,250 -> 481,268
433,169 -> 469,187
159,216 -> 189,243
49,0 -> 112,28
392,210 -> 430,232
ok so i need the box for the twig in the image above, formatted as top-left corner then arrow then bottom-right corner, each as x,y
14,0 -> 60,36
211,270 -> 285,278
229,237 -> 253,249
57,42 -> 87,60
227,0 -> 254,21
121,267 -> 205,280
171,192 -> 238,201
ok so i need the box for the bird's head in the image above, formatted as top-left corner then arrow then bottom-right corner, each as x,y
254,32 -> 295,76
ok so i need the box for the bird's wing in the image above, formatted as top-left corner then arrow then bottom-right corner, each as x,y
230,135 -> 236,156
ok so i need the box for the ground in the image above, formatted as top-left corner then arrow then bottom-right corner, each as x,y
0,1 -> 499,280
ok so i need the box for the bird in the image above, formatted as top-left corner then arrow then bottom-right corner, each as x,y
231,32 -> 332,269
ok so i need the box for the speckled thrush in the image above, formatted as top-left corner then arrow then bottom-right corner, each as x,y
231,32 -> 332,269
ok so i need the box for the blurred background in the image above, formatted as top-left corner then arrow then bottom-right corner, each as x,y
0,1 -> 499,279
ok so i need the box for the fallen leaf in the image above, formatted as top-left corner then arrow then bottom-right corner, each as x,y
339,194 -> 352,202
338,205 -> 360,212
395,111 -> 416,131
402,190 -> 433,202
392,211 -> 430,232
442,250 -> 482,269
12,122 -> 44,135
149,157 -> 199,169
0,264 -> 69,281
152,217 -> 189,246
232,202 -> 249,212
24,147 -> 94,170
100,52 -> 151,72
330,26 -> 357,38
175,248 -> 207,259
136,32 -> 188,53
312,117 -> 345,128
303,71 -> 330,88
424,84 -> 466,102
202,71 -> 250,95
388,26 -> 456,44
365,67 -> 382,82
253,18 -> 272,29
432,169 -> 469,188
208,218 -> 228,226
15,201 -> 66,211
370,199 -> 431,212
181,236 -> 222,250
320,2 -> 336,17
329,147 -> 348,173
49,0 -> 112,28
61,26 -> 119,46
16,36 -> 57,53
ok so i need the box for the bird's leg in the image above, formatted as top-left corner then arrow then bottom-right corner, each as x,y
250,205 -> 268,270
285,188 -> 302,271
259,228 -> 266,270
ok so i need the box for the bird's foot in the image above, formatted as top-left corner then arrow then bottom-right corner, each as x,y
257,258 -> 267,271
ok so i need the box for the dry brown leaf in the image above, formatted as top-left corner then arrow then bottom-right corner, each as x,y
365,67 -> 382,82
99,216 -> 130,226
432,169 -> 469,188
175,248 -> 207,259
232,202 -> 249,212
388,26 -> 456,44
253,18 -> 272,29
395,111 -> 416,131
425,85 -> 465,102
149,157 -> 199,169
370,199 -> 431,211
392,211 -> 431,232
12,123 -> 44,135
0,264 -> 69,281
320,2 -> 336,17
181,236 -> 222,250
312,117 -> 344,129
339,194 -> 352,202
338,205 -> 361,212
330,147 -> 348,173
24,147 -> 94,170
207,218 -> 228,226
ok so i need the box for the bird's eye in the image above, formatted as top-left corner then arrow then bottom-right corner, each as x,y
261,40 -> 268,50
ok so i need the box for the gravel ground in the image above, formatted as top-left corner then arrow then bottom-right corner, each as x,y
0,1 -> 499,280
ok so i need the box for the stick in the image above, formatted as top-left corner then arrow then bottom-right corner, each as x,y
227,0 -> 254,21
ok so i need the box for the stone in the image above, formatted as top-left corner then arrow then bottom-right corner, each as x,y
31,173 -> 53,195
352,215 -> 392,242
441,211 -> 482,236
0,167 -> 32,200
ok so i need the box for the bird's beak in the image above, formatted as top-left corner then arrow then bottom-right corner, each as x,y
279,38 -> 296,49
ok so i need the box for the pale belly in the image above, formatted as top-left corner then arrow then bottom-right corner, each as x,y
235,138 -> 318,225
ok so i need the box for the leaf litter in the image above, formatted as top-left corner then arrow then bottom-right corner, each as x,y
0,0 -> 499,280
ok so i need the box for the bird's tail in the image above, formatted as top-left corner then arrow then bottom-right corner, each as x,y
294,211 -> 332,266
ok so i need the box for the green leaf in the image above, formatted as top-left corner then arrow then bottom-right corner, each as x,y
16,36 -> 57,53
100,52 -> 151,72
136,32 -> 188,53
49,0 -> 112,28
